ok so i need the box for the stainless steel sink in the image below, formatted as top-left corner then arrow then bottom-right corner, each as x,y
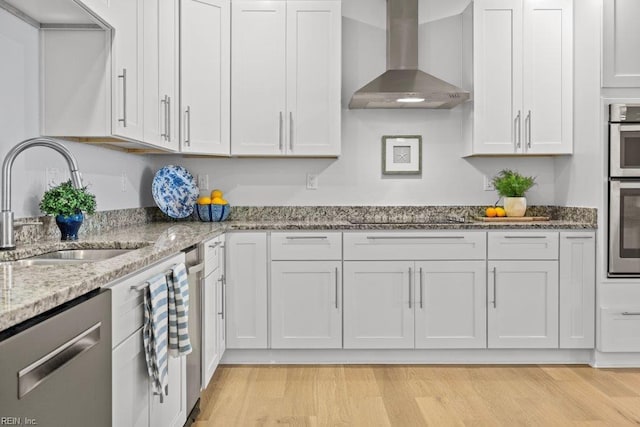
14,249 -> 134,266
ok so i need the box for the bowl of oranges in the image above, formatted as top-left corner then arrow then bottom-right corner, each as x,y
195,189 -> 230,222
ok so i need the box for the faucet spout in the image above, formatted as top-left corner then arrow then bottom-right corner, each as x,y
1,137 -> 84,250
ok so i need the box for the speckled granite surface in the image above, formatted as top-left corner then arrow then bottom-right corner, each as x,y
0,205 -> 597,333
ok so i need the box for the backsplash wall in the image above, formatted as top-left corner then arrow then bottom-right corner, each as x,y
0,9 -> 157,218
159,0 -> 557,206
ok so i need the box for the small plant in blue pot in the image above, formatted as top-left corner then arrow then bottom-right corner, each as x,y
40,180 -> 97,241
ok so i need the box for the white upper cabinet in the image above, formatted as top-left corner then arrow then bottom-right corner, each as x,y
144,0 -> 180,151
181,0 -> 231,155
603,0 -> 640,87
231,0 -> 341,157
111,0 -> 144,142
231,1 -> 287,156
469,0 -> 573,156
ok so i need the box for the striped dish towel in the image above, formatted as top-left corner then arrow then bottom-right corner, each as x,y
167,263 -> 192,356
143,273 -> 170,401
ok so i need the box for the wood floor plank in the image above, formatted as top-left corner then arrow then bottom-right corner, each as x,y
197,365 -> 640,426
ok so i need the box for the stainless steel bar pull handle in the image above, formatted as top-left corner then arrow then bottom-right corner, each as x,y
289,112 -> 293,151
622,312 -> 640,316
419,267 -> 423,309
18,322 -> 101,399
491,267 -> 497,308
218,274 -> 225,319
279,112 -> 284,151
184,106 -> 191,146
335,267 -> 339,309
366,236 -> 465,240
504,235 -> 547,239
565,236 -> 593,239
526,110 -> 532,149
161,96 -> 168,140
408,267 -> 412,309
166,96 -> 171,142
285,236 -> 328,240
118,69 -> 127,127
515,110 -> 521,149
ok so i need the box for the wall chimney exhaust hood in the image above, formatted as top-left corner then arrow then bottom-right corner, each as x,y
349,0 -> 469,109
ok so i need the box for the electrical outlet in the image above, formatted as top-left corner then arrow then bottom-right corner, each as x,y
197,174 -> 209,191
45,168 -> 60,187
306,173 -> 318,190
483,175 -> 495,191
121,172 -> 127,192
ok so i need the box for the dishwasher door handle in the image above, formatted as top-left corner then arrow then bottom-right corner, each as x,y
187,262 -> 204,275
18,322 -> 102,399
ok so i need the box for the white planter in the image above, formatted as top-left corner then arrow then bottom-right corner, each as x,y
504,197 -> 527,217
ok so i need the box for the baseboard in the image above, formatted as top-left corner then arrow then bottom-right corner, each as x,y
221,349 -> 594,365
592,350 -> 640,368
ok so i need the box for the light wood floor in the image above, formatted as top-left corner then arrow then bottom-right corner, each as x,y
195,365 -> 640,426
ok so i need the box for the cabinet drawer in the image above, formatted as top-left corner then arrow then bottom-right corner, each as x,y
204,235 -> 224,276
271,232 -> 342,260
343,232 -> 486,261
488,232 -> 559,260
108,253 -> 184,347
600,308 -> 640,352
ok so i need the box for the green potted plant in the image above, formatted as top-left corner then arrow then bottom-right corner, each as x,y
40,180 -> 97,240
491,169 -> 536,217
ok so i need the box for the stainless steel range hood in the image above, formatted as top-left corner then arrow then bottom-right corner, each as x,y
349,0 -> 469,109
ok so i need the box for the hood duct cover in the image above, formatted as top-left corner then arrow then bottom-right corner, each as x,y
349,0 -> 470,109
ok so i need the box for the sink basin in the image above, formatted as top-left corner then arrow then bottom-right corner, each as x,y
14,248 -> 134,266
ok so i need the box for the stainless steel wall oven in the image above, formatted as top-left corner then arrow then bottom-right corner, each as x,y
609,104 -> 640,276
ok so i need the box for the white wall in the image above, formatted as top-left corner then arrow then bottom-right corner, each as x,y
0,9 -> 156,218
158,0 -> 556,206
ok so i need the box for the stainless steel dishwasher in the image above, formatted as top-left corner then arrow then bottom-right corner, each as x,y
184,245 -> 204,426
0,289 -> 111,426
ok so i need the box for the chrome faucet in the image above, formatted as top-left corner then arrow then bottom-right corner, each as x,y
1,137 -> 83,250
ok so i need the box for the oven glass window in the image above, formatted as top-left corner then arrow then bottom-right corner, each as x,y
621,188 -> 640,258
621,132 -> 640,169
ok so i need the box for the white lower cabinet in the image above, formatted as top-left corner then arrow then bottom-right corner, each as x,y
559,232 -> 595,349
109,253 -> 187,427
415,261 -> 487,349
226,233 -> 268,348
202,235 -> 226,388
488,260 -> 559,348
112,329 -> 150,427
271,261 -> 342,348
343,261 -> 415,349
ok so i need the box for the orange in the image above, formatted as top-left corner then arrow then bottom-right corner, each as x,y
212,197 -> 227,205
495,207 -> 506,217
197,196 -> 212,205
210,189 -> 223,199
485,207 -> 497,217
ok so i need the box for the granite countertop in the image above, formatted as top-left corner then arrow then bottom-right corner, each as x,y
0,216 -> 596,333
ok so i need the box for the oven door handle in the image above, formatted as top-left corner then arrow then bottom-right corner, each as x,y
619,124 -> 640,132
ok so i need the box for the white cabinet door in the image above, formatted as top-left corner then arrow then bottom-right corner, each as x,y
112,329 -> 150,427
523,0 -> 572,154
343,261 -> 414,349
202,270 -> 220,389
226,233 -> 268,348
231,1 -> 286,156
285,1 -> 341,156
78,0 -> 114,25
217,237 -> 227,358
111,0 -> 144,141
143,0 -> 179,151
488,260 -> 559,348
271,261 -> 342,349
473,0 -> 523,154
559,232 -> 595,349
149,354 -> 187,427
414,261 -> 487,349
181,0 -> 231,155
603,0 -> 640,87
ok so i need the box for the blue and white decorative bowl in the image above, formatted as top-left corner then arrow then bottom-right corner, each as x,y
152,165 -> 199,219
195,204 -> 230,222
